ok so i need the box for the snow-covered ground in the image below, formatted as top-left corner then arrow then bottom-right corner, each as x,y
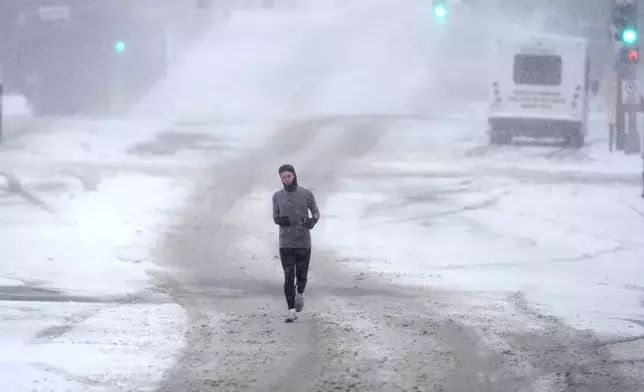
0,115 -> 196,392
317,109 -> 644,337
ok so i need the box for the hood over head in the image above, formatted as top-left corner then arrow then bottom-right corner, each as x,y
278,164 -> 297,191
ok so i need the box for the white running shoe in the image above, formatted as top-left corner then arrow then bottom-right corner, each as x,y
285,309 -> 298,323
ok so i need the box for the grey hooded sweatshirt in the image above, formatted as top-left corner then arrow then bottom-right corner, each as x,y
272,168 -> 320,249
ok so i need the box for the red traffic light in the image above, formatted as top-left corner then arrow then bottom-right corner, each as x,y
620,47 -> 640,63
629,49 -> 639,61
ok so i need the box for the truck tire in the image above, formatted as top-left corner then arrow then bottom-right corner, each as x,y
564,130 -> 585,148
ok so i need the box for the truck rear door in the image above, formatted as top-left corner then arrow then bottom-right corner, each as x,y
494,40 -> 585,120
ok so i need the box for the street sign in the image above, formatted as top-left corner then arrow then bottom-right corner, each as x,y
622,80 -> 641,104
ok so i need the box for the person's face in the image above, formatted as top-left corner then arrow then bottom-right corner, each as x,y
280,171 -> 294,186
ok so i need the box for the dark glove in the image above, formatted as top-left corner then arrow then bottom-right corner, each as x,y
301,216 -> 318,230
274,216 -> 290,227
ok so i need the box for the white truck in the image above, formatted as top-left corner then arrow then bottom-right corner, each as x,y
487,35 -> 594,147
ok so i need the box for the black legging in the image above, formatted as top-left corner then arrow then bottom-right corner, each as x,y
279,248 -> 311,309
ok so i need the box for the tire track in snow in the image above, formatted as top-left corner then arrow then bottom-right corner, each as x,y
505,291 -> 643,392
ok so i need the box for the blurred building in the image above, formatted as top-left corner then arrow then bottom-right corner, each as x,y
0,0 -> 217,115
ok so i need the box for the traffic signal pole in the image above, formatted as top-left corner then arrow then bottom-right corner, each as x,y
612,0 -> 641,154
610,0 -> 644,197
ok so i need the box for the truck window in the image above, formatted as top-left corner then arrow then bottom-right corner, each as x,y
513,54 -> 562,86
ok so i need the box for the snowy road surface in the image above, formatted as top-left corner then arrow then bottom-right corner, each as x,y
155,113 -> 644,392
2,1 -> 644,391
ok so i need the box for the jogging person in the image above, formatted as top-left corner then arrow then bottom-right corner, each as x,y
272,164 -> 320,323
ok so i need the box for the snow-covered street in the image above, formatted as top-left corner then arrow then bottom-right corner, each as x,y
318,112 -> 644,335
2,0 -> 644,391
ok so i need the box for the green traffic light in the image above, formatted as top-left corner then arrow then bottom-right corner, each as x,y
115,40 -> 126,53
622,29 -> 637,44
434,5 -> 446,18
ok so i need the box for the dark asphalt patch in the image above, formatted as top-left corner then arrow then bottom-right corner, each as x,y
0,285 -> 170,304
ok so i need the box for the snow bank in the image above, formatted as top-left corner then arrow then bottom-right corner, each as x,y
0,173 -> 190,296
